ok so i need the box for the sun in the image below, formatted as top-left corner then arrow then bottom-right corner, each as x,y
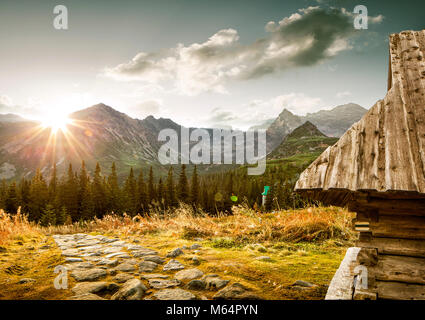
41,113 -> 72,133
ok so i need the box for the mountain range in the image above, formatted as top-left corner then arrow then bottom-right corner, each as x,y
264,103 -> 366,152
0,102 -> 366,180
267,121 -> 338,160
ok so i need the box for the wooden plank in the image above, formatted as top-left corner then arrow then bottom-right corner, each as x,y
370,215 -> 425,240
376,281 -> 425,300
372,255 -> 425,284
354,198 -> 425,216
357,237 -> 425,258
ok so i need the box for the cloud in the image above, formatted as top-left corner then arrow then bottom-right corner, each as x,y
0,95 -> 16,113
336,90 -> 352,98
126,99 -> 162,119
104,7 -> 377,95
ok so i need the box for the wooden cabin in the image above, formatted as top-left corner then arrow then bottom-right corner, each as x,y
294,30 -> 425,300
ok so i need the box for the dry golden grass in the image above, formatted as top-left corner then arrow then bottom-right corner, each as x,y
0,208 -> 41,246
43,204 -> 355,244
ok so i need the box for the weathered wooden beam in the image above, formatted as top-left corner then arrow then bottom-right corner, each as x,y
369,215 -> 425,240
372,255 -> 425,284
376,281 -> 425,300
357,237 -> 425,258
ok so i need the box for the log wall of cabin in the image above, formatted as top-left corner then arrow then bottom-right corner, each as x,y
349,195 -> 425,300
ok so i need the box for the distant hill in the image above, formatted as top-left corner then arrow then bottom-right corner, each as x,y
266,103 -> 366,152
0,113 -> 27,123
267,121 -> 338,160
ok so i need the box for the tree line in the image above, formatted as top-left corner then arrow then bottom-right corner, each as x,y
0,160 -> 307,225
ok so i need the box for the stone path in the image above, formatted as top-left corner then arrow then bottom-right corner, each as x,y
53,233 -> 259,300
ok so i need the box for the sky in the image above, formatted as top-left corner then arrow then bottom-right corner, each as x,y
0,0 -> 424,130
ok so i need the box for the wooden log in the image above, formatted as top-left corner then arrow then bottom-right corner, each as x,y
369,215 -> 425,240
376,281 -> 425,300
355,198 -> 425,216
357,237 -> 425,258
372,255 -> 425,284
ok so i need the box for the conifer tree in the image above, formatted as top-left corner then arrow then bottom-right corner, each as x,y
137,169 -> 147,213
92,162 -> 106,218
28,169 -> 49,221
157,177 -> 164,209
190,165 -> 199,205
5,181 -> 18,213
19,178 -> 31,214
0,179 -> 7,210
123,167 -> 137,215
107,162 -> 121,214
177,164 -> 189,203
63,164 -> 78,221
40,203 -> 56,226
147,166 -> 155,204
48,163 -> 58,202
165,167 -> 177,207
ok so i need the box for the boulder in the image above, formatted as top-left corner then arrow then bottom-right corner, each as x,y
148,279 -> 181,289
166,248 -> 183,258
138,261 -> 158,272
153,288 -> 197,300
71,268 -> 107,282
202,274 -> 229,290
111,279 -> 147,300
163,259 -> 185,271
175,268 -> 204,281
213,283 -> 260,300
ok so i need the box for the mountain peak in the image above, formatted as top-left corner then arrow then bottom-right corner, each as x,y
286,121 -> 326,139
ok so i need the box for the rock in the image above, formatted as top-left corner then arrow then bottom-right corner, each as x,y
132,249 -> 158,257
103,247 -> 124,254
71,268 -> 107,282
69,293 -> 106,300
255,256 -> 271,261
141,274 -> 169,280
113,273 -> 134,283
111,279 -> 147,300
190,244 -> 201,250
163,259 -> 185,271
62,249 -> 80,257
143,255 -> 165,264
109,241 -> 127,247
70,262 -> 94,269
175,268 -> 204,281
182,245 -> 189,250
115,262 -> 136,272
213,283 -> 260,300
105,252 -> 130,259
191,256 -> 200,265
71,281 -> 108,295
153,288 -> 196,300
97,258 -> 118,267
138,261 -> 158,272
148,279 -> 181,289
18,278 -> 35,284
65,257 -> 83,263
292,280 -> 315,288
187,280 -> 206,290
166,248 -> 183,258
193,250 -> 200,254
202,274 -> 229,290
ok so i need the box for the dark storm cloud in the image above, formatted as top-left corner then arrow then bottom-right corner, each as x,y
105,7 -> 382,95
